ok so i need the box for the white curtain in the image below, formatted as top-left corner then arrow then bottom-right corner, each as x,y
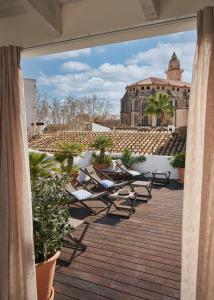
181,7 -> 214,300
0,46 -> 37,299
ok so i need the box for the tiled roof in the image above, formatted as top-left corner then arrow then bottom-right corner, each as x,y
28,131 -> 186,156
127,77 -> 191,88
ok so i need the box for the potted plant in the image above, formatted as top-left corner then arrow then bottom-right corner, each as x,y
54,142 -> 84,180
91,136 -> 113,170
32,176 -> 72,300
170,152 -> 186,183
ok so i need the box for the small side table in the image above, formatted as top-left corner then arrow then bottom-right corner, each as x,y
152,171 -> 171,186
107,191 -> 136,218
130,180 -> 152,201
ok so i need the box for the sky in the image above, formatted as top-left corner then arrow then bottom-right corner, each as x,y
22,30 -> 196,113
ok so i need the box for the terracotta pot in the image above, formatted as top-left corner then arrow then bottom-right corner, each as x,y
93,162 -> 110,170
36,251 -> 60,300
178,168 -> 185,184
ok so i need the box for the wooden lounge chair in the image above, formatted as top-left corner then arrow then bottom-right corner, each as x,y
80,164 -> 129,192
116,159 -> 150,180
116,160 -> 153,200
62,217 -> 90,263
65,182 -> 109,215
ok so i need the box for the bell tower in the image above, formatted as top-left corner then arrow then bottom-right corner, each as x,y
166,52 -> 183,81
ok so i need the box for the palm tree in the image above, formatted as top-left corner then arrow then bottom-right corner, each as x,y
54,142 -> 84,173
144,92 -> 175,127
91,136 -> 112,161
29,152 -> 55,182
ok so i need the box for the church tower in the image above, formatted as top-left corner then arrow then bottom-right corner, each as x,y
166,52 -> 183,81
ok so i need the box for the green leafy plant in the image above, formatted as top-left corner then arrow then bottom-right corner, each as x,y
113,148 -> 146,165
29,152 -> 56,182
70,164 -> 80,176
54,142 -> 84,174
32,175 -> 72,263
170,152 -> 186,168
144,92 -> 175,127
92,153 -> 112,164
91,136 -> 113,164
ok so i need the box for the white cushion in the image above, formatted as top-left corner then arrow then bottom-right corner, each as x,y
71,190 -> 92,200
100,179 -> 114,188
128,170 -> 141,176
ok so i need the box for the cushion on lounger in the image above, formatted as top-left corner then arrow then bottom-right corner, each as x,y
100,179 -> 114,188
128,170 -> 141,176
71,190 -> 92,200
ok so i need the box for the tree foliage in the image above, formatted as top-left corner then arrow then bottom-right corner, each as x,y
29,152 -> 56,182
36,93 -> 112,126
144,92 -> 175,126
54,142 -> 84,174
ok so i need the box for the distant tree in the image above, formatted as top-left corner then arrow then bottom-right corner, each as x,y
36,93 -> 51,125
36,93 -> 112,127
144,92 -> 175,127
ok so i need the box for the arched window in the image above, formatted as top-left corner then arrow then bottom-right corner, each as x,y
142,116 -> 148,126
142,99 -> 148,112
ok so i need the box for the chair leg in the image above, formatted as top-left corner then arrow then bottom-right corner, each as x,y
65,221 -> 90,263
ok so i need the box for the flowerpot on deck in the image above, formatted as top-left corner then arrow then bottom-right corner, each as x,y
36,251 -> 60,300
178,168 -> 185,184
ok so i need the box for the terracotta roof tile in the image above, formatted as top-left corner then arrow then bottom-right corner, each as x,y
127,77 -> 191,88
28,131 -> 186,156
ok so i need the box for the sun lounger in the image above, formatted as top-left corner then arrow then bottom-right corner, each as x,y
80,164 -> 129,192
65,182 -> 109,215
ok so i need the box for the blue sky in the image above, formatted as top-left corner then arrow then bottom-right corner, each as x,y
22,30 -> 196,113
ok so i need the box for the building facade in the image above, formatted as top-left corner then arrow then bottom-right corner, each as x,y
120,52 -> 191,128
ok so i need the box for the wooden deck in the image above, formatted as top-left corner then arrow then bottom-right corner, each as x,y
55,182 -> 183,300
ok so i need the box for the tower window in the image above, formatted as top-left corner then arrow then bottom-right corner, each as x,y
133,87 -> 135,91
147,86 -> 150,90
177,88 -> 180,91
157,86 -> 160,90
141,86 -> 144,90
130,88 -> 132,91
188,89 -> 190,93
172,87 -> 175,91
162,86 -> 165,90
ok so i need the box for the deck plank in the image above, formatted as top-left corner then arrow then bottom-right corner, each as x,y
55,182 -> 183,299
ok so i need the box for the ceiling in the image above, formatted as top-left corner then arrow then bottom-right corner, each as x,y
0,0 -> 213,57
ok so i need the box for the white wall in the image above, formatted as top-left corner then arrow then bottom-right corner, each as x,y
92,123 -> 111,132
24,79 -> 36,134
132,155 -> 179,179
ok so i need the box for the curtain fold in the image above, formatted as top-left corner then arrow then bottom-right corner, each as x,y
181,7 -> 214,300
0,46 -> 37,299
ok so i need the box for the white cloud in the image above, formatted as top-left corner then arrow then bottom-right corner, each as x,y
40,48 -> 91,60
61,61 -> 91,72
126,42 -> 196,82
37,41 -> 196,113
96,47 -> 107,53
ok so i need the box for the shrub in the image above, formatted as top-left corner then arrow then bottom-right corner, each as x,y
32,175 -> 72,263
170,152 -> 186,168
113,148 -> 146,165
92,153 -> 112,164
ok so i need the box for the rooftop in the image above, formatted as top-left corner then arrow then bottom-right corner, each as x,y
55,182 -> 183,300
28,131 -> 186,155
127,77 -> 191,88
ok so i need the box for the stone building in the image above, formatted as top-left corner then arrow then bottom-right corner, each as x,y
120,52 -> 191,128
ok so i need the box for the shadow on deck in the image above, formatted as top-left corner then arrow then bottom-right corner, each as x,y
55,181 -> 183,300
